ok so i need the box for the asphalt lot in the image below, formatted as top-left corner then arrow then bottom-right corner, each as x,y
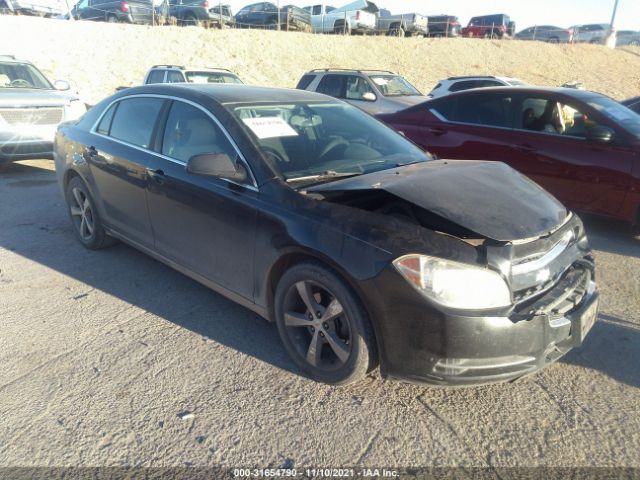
0,159 -> 639,468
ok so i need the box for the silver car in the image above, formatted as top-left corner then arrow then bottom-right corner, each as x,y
296,69 -> 427,115
515,25 -> 573,43
570,23 -> 613,44
0,55 -> 85,171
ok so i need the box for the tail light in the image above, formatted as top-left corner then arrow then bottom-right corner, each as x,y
201,0 -> 208,7
355,10 -> 360,20
120,1 -> 129,12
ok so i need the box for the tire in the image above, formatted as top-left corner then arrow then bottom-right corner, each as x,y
106,14 -> 118,23
184,13 -> 202,27
334,21 -> 350,35
548,36 -> 560,44
65,176 -> 116,250
274,261 -> 377,385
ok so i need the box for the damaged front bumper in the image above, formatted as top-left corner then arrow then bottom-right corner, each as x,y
365,233 -> 598,387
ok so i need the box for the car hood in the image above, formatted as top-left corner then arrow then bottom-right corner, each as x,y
308,160 -> 568,242
0,89 -> 79,108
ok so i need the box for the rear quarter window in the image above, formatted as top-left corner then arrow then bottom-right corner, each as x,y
296,74 -> 317,90
146,70 -> 165,84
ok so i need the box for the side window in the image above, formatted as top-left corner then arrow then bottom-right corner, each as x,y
146,70 -> 165,84
316,74 -> 346,98
449,80 -> 478,92
518,97 -> 598,138
476,80 -> 504,88
109,98 -> 164,149
450,94 -> 513,128
166,71 -> 185,83
312,5 -> 321,14
430,97 -> 456,120
345,76 -> 374,100
96,103 -> 117,135
264,3 -> 277,12
296,74 -> 317,90
162,101 -> 237,164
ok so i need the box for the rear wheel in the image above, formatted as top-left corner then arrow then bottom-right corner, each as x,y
184,13 -> 202,27
548,36 -> 560,44
274,262 -> 377,385
65,176 -> 116,250
106,14 -> 118,23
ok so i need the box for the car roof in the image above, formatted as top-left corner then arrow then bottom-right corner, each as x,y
445,75 -> 518,82
306,68 -> 396,75
149,65 -> 236,73
119,83 -> 339,105
0,55 -> 32,64
431,86 -> 606,100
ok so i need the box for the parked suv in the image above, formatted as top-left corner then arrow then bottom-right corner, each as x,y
0,55 -> 85,171
571,23 -> 614,44
143,65 -> 243,85
427,15 -> 461,37
169,0 -> 233,27
235,2 -> 311,31
515,25 -> 573,43
296,69 -> 426,114
428,76 -> 527,98
462,13 -> 515,39
71,0 -> 153,24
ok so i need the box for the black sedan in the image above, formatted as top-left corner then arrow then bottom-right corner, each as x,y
54,84 -> 599,386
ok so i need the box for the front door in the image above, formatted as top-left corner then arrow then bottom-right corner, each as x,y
509,94 -> 634,216
145,99 -> 258,299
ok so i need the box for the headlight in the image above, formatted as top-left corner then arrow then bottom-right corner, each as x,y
393,254 -> 512,310
65,100 -> 86,121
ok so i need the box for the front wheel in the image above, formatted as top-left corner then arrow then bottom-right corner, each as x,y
274,262 -> 377,385
65,176 -> 116,250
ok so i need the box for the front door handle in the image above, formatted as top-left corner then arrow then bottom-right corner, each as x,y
146,168 -> 166,185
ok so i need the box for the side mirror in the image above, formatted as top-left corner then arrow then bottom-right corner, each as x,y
362,92 -> 377,102
54,80 -> 71,91
586,125 -> 615,144
186,153 -> 248,183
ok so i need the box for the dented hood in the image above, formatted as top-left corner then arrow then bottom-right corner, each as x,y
308,160 -> 568,242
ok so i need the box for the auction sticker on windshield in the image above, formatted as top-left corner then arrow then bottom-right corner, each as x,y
243,117 -> 298,139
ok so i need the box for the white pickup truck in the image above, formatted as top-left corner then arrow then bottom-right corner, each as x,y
303,0 -> 378,35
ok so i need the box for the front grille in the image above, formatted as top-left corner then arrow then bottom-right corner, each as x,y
513,262 -> 593,318
0,107 -> 64,125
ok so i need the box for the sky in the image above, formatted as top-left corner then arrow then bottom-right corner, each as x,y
224,0 -> 640,31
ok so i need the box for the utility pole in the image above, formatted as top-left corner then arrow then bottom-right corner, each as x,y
609,0 -> 619,34
277,0 -> 281,31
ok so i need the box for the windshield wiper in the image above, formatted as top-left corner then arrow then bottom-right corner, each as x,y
286,170 -> 362,187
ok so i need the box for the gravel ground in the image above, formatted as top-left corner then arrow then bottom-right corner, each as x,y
0,160 -> 639,468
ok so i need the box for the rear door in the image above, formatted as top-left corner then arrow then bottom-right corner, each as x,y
89,96 -> 167,247
410,91 -> 517,164
145,99 -> 258,299
508,93 -> 634,215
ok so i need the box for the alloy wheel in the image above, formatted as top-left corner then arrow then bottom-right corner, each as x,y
69,187 -> 95,241
282,280 -> 352,371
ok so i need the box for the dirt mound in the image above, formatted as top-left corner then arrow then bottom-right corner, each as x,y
2,15 -> 639,104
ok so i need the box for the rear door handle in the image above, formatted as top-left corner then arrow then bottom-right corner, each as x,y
428,127 -> 447,136
514,143 -> 536,153
146,168 -> 166,185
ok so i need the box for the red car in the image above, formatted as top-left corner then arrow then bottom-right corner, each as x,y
379,87 -> 640,229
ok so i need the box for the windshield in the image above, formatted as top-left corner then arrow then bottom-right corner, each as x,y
587,96 -> 640,139
231,102 -> 430,187
185,71 -> 243,84
0,62 -> 52,89
368,75 -> 421,97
